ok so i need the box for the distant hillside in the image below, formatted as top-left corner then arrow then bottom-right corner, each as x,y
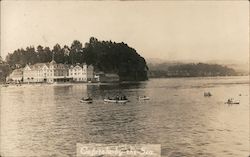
146,58 -> 249,77
148,62 -> 240,78
205,60 -> 249,75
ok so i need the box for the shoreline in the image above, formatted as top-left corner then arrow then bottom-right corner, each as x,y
1,75 -> 248,86
148,74 -> 249,79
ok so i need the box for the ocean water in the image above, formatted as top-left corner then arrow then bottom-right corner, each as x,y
0,76 -> 249,157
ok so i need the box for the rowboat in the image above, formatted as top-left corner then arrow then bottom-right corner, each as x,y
225,98 -> 240,104
80,98 -> 93,103
104,99 -> 128,103
138,96 -> 150,100
204,92 -> 212,97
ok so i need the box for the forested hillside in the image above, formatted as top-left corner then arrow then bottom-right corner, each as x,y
5,37 -> 148,81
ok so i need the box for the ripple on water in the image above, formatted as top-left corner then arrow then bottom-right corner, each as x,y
0,77 -> 249,157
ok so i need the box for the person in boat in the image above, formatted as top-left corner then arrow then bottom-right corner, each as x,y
227,98 -> 234,103
87,97 -> 92,101
204,92 -> 212,97
124,96 -> 127,100
82,97 -> 92,101
121,96 -> 127,100
116,95 -> 119,100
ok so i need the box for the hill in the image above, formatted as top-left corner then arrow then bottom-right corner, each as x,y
148,62 -> 239,78
5,37 -> 148,81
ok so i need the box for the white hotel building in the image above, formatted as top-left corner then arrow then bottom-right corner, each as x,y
6,68 -> 23,83
10,60 -> 94,83
69,64 -> 94,82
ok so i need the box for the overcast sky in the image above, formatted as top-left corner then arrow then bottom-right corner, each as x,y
1,1 -> 249,62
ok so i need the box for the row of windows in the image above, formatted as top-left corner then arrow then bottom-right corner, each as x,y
70,73 -> 87,75
26,70 -> 85,74
54,72 -> 67,76
74,78 -> 87,81
24,73 -> 86,77
70,69 -> 87,72
26,68 -> 65,72
25,71 -> 67,75
40,66 -> 65,69
41,70 -> 53,72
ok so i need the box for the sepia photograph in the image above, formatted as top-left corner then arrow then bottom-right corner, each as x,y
0,1 -> 249,157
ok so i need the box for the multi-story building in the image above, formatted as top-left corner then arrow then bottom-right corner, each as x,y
21,60 -> 94,83
6,68 -> 23,83
46,60 -> 69,83
23,63 -> 42,83
69,63 -> 94,82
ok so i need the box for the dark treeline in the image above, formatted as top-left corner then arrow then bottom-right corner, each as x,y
5,37 -> 148,81
0,64 -> 11,83
0,57 -> 11,83
148,63 -> 238,78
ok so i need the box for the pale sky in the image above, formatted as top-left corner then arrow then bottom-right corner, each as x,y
1,1 -> 249,62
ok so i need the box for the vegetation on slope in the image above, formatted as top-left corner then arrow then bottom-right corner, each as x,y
5,37 -> 148,81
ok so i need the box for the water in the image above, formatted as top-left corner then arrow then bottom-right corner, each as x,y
0,76 -> 249,157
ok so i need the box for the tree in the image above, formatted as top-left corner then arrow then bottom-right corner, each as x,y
62,45 -> 70,64
70,40 -> 83,64
0,56 -> 3,64
83,37 -> 148,81
5,37 -> 149,81
37,45 -> 45,62
25,46 -> 37,64
44,47 -> 52,62
0,64 -> 11,83
53,44 -> 65,63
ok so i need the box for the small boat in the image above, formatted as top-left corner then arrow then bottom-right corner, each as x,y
204,92 -> 212,97
80,97 -> 93,103
225,98 -> 240,104
138,96 -> 150,100
104,98 -> 128,103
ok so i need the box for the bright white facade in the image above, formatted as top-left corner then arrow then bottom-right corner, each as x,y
21,61 -> 94,83
69,64 -> 94,82
23,63 -> 42,83
7,68 -> 23,83
23,61 -> 70,83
